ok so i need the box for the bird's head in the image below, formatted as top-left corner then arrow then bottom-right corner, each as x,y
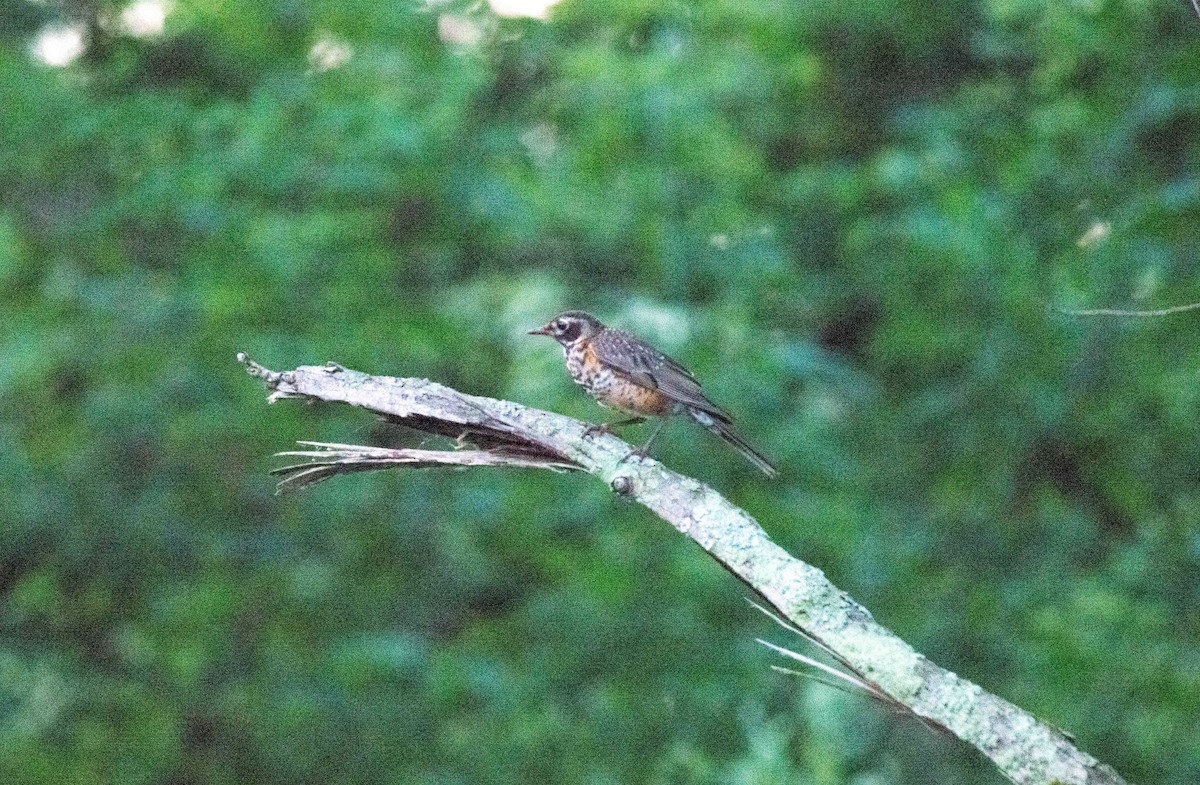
529,311 -> 605,346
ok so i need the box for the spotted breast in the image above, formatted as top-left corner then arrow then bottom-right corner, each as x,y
565,341 -> 616,401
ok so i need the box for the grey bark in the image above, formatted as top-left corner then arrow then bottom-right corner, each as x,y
238,354 -> 1130,785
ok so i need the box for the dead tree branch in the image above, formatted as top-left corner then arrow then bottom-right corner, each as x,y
237,353 -> 1130,785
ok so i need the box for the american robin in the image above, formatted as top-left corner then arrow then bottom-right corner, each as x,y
529,311 -> 777,477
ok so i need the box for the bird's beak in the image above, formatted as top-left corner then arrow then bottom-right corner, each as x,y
528,325 -> 551,336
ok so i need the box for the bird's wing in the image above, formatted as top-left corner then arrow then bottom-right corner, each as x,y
593,329 -> 731,421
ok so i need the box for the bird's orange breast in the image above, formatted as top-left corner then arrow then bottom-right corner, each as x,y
602,378 -> 676,417
580,344 -> 676,416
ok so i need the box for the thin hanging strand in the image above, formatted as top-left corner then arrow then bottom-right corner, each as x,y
1055,301 -> 1200,318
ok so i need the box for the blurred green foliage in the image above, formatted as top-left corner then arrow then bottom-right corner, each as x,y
3,0 -> 1200,783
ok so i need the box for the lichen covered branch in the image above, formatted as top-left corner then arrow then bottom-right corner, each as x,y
238,353 -> 1130,785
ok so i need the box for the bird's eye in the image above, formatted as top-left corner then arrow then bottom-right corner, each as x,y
554,320 -> 566,331
559,320 -> 582,341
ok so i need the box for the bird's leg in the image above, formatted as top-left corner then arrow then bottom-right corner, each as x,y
639,418 -> 668,453
584,416 -> 646,437
622,418 -> 669,463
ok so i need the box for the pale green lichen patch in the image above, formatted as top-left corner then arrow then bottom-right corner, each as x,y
914,671 -> 990,737
829,623 -> 924,699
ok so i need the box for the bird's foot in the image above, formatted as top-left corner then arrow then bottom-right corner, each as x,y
584,422 -> 616,438
618,445 -> 654,467
615,418 -> 666,466
584,417 -> 646,438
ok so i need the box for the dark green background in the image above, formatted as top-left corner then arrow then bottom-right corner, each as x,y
3,1 -> 1199,782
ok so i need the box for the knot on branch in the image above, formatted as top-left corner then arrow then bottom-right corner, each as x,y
611,475 -> 634,496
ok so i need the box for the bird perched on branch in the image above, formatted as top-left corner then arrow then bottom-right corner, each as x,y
529,311 -> 777,477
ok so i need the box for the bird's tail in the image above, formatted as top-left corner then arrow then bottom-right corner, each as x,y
687,407 -> 778,478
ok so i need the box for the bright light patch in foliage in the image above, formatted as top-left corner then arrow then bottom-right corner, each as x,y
488,0 -> 562,19
309,35 -> 354,72
1076,221 -> 1111,248
121,0 -> 168,38
438,14 -> 484,46
30,25 -> 85,67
